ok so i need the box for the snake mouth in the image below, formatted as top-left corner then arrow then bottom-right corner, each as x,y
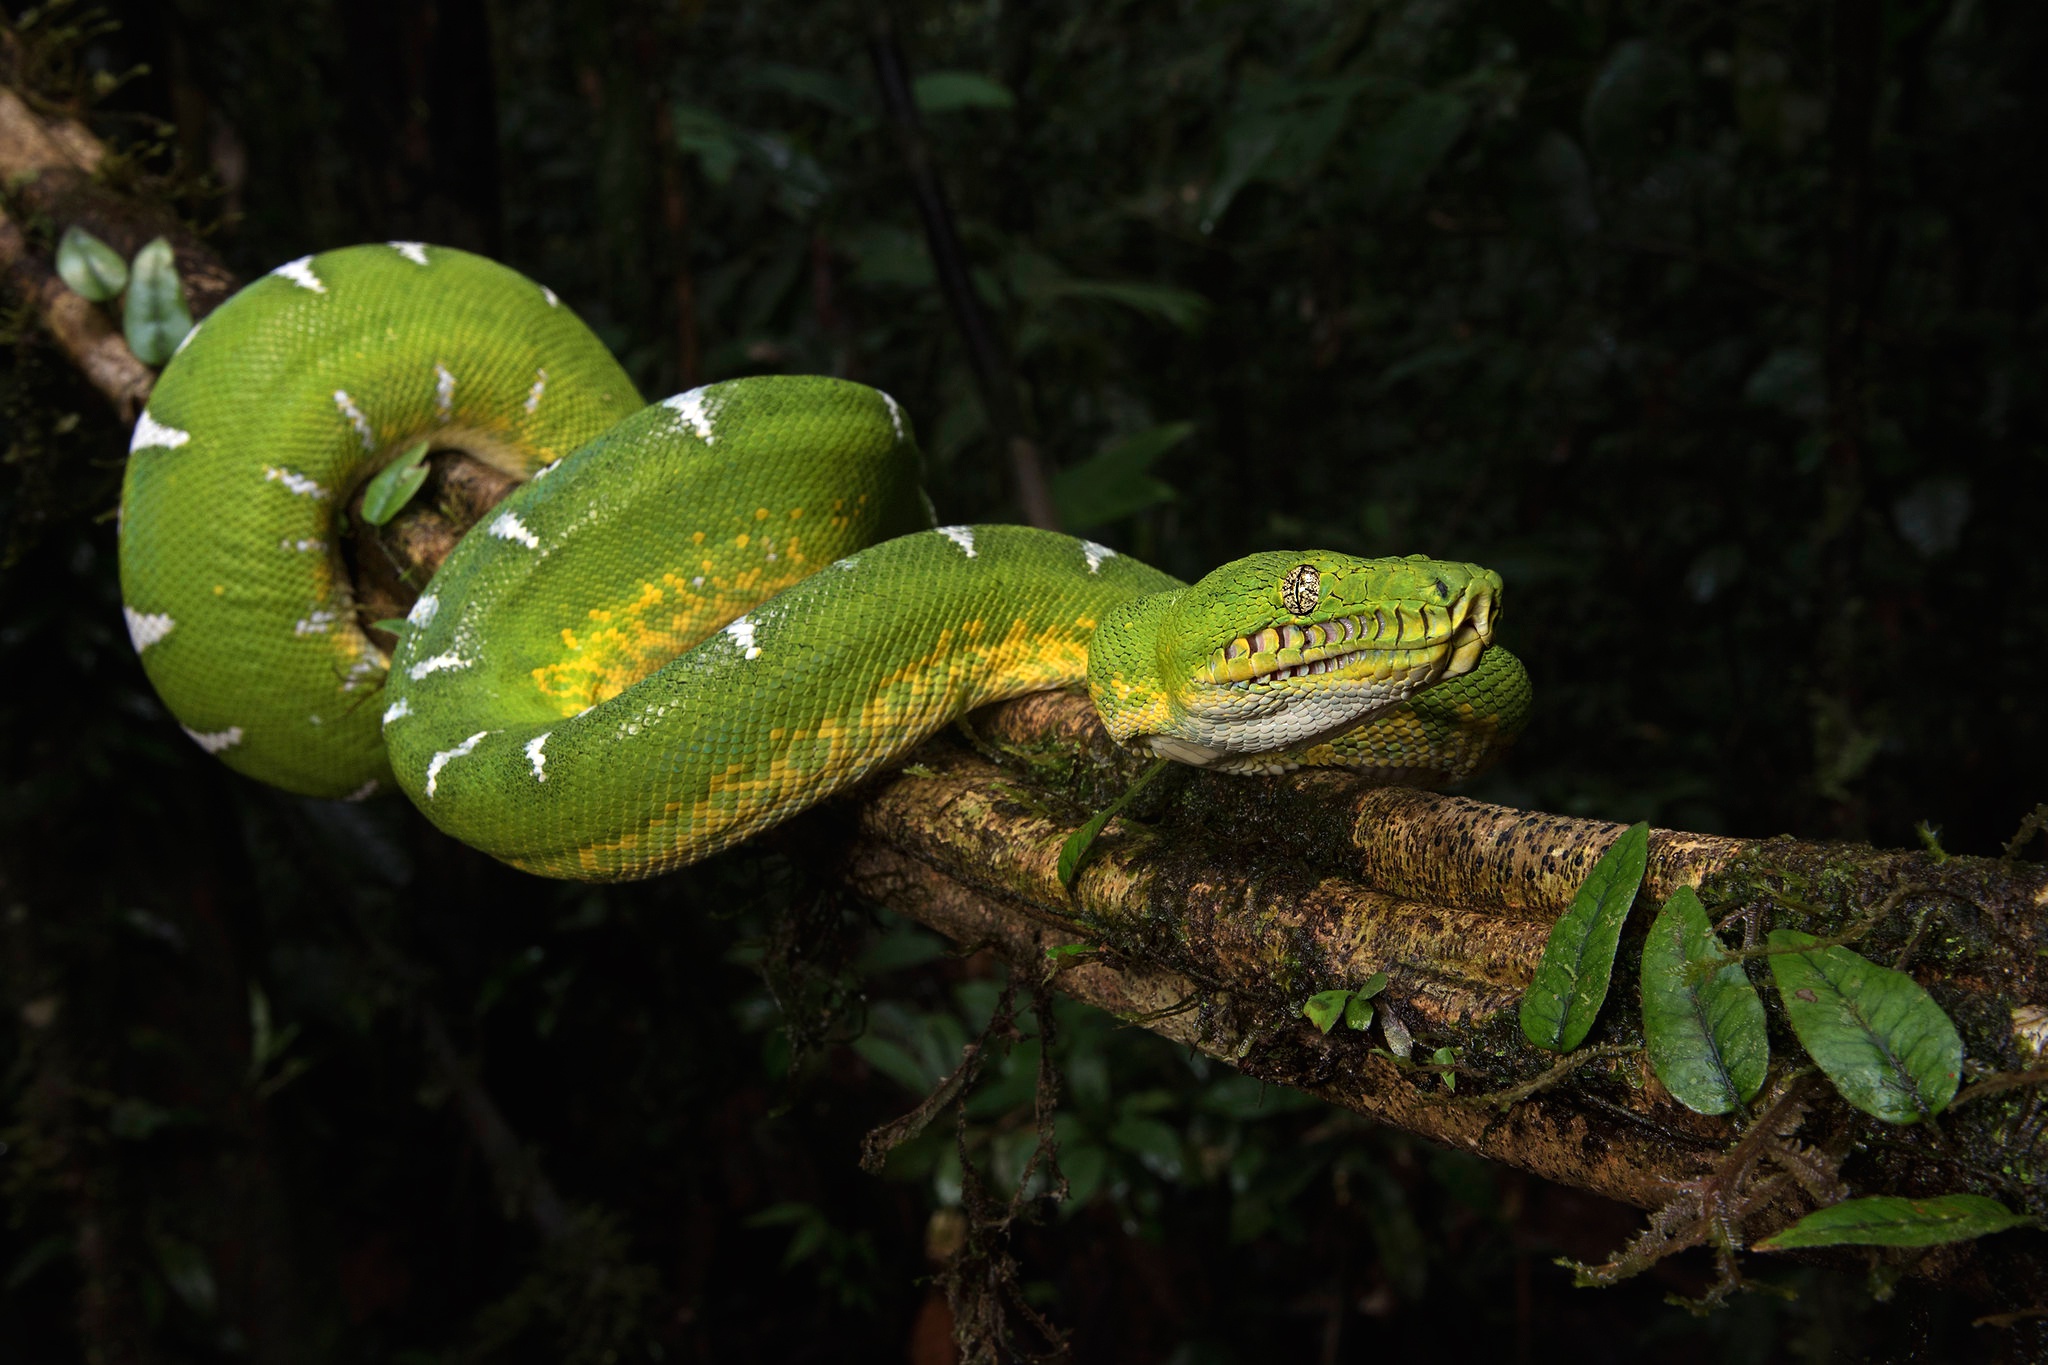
1196,591 -> 1496,690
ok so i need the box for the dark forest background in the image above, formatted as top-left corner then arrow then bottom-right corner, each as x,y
1,0 -> 2044,1361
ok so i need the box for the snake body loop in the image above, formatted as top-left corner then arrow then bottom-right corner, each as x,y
119,245 -> 1532,882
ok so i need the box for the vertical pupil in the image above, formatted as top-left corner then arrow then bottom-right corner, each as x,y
1285,564 -> 1318,614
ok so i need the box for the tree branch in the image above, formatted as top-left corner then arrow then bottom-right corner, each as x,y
831,689 -> 2048,1302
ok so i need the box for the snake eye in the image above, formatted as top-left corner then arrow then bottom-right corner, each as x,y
1281,563 -> 1320,616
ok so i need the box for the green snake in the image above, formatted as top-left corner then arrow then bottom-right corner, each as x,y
118,245 -> 1531,881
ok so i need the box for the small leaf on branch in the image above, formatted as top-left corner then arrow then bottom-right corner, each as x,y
1057,756 -> 1172,886
1768,930 -> 1963,1123
369,619 -> 409,636
1342,992 -> 1374,1032
361,439 -> 433,526
1303,990 -> 1350,1034
122,237 -> 194,365
57,225 -> 128,301
1756,1194 -> 2034,1251
1520,821 -> 1650,1052
1641,885 -> 1768,1114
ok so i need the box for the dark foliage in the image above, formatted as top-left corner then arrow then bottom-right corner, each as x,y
2,0 -> 2043,1360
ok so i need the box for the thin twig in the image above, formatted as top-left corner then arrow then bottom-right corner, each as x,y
866,10 -> 1058,530
1461,1043 -> 1635,1112
1952,1067 -> 2048,1110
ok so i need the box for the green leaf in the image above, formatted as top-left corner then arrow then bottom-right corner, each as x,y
743,63 -> 867,119
360,440 -> 432,526
912,71 -> 1014,114
1303,990 -> 1351,1034
1107,1114 -> 1182,1178
1756,1195 -> 2034,1251
1356,971 -> 1388,1000
1051,422 -> 1193,531
670,103 -> 740,184
1058,1141 -> 1108,1212
1357,91 -> 1469,207
56,225 -> 127,301
1430,1046 -> 1458,1091
1034,279 -> 1211,331
1343,993 -> 1374,1032
1519,822 -> 1650,1052
1057,756 -> 1172,886
122,237 -> 193,366
1199,76 -> 1386,229
370,619 -> 409,636
850,1034 -> 937,1094
1768,931 -> 1963,1123
1640,886 -> 1768,1114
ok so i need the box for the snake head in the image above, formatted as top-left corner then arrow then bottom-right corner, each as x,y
1087,550 -> 1502,768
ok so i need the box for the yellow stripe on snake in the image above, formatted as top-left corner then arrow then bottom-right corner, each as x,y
118,245 -> 1532,882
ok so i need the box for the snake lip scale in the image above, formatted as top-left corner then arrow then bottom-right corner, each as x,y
1200,601 -> 1494,688
117,242 -> 1534,881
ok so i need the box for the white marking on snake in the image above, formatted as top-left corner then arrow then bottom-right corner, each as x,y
691,576 -> 704,588
407,651 -> 470,680
332,390 -> 376,451
342,656 -> 384,691
424,730 -> 489,797
938,526 -> 977,558
526,733 -> 550,782
489,512 -> 540,549
123,606 -> 175,652
173,321 -> 201,356
130,411 -> 190,453
382,697 -> 411,725
343,779 -> 381,801
541,284 -> 560,307
435,363 -> 456,419
1082,540 -> 1116,574
408,593 -> 438,627
726,615 -> 761,660
532,459 -> 560,479
272,256 -> 326,293
524,368 -> 547,414
264,466 -> 329,499
662,387 -> 722,443
280,537 -> 327,553
181,724 -> 244,754
881,392 -> 906,440
293,609 -> 338,636
389,241 -> 430,266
